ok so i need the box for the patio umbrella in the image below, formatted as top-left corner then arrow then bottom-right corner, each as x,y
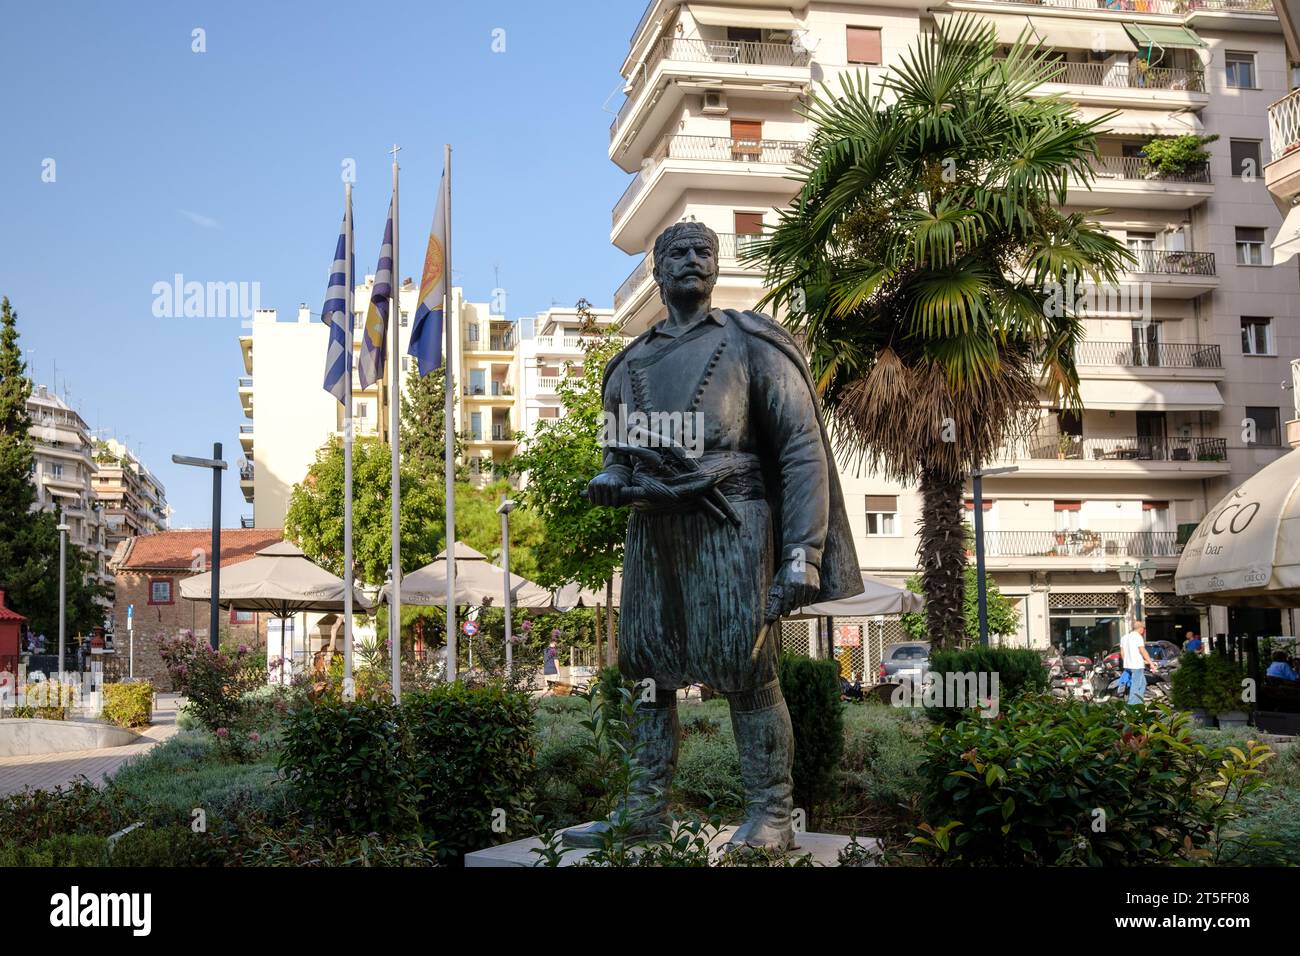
553,573 -> 622,611
382,541 -> 554,609
792,573 -> 925,618
179,541 -> 374,617
1176,445 -> 1300,608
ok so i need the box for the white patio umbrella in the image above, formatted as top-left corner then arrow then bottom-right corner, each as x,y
1176,445 -> 1300,608
553,573 -> 622,611
382,541 -> 554,609
793,573 -> 925,618
179,541 -> 373,617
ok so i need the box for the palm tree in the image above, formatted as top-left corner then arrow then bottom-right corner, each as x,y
750,15 -> 1131,649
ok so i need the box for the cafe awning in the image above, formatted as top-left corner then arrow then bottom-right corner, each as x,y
1079,379 -> 1224,412
1124,23 -> 1207,52
1272,203 -> 1300,266
1176,446 -> 1300,608
686,4 -> 801,29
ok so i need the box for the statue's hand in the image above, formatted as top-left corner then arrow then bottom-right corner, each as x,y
766,560 -> 821,620
586,471 -> 627,507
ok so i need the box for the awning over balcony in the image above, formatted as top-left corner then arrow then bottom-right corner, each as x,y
1123,24 -> 1207,53
1271,203 -> 1300,266
1078,379 -> 1224,412
1075,105 -> 1204,137
935,12 -> 1135,52
686,4 -> 801,29
1176,446 -> 1300,608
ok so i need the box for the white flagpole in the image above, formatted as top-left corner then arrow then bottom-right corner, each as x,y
342,180 -> 355,694
443,144 -> 458,682
389,145 -> 402,703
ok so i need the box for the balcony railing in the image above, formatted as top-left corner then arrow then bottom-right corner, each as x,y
239,464 -> 254,480
491,425 -> 511,441
464,382 -> 513,397
1075,340 -> 1222,367
976,529 -> 1183,559
238,377 -> 253,388
611,38 -> 809,140
534,334 -> 586,349
613,136 -> 805,226
239,425 -> 254,434
241,516 -> 255,529
981,0 -> 1271,14
1269,87 -> 1300,162
1088,156 -> 1211,183
537,376 -> 562,392
1025,59 -> 1204,92
1018,435 -> 1228,462
1125,249 -> 1216,276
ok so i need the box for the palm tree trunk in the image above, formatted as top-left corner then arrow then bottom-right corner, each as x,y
919,466 -> 967,651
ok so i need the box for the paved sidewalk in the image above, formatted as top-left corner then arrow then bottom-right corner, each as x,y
0,693 -> 182,797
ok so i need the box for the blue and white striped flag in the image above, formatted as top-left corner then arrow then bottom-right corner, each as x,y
408,172 -> 446,375
321,190 -> 354,404
359,195 -> 393,389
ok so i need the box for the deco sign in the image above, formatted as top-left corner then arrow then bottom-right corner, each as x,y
1188,490 -> 1261,557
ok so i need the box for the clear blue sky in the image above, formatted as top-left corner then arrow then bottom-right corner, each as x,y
0,0 -> 641,527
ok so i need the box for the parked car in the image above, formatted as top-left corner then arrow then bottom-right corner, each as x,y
878,641 -> 930,685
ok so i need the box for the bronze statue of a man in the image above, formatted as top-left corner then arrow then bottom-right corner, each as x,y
564,222 -> 862,852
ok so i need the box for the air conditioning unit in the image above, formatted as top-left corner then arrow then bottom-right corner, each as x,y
702,89 -> 728,115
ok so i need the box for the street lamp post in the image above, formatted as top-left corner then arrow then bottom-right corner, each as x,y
497,496 -> 517,679
971,465 -> 1018,646
172,444 -> 227,651
57,522 -> 69,677
1117,558 -> 1157,621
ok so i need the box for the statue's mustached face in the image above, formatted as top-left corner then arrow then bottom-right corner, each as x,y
660,237 -> 718,300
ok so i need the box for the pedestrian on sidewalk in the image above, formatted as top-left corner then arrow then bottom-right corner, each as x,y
1120,620 -> 1154,705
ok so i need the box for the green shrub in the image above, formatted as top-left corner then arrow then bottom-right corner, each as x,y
778,655 -> 843,818
279,700 -> 420,834
102,682 -> 154,728
0,833 -> 110,867
10,705 -> 67,719
158,632 -> 265,751
107,731 -> 287,825
1170,653 -> 1207,710
838,704 -> 927,807
926,646 -> 1047,721
0,781 -> 125,846
238,819 -> 438,866
110,824 -> 216,866
674,729 -> 744,812
1203,655 -> 1247,714
912,696 -> 1273,866
402,683 -> 537,861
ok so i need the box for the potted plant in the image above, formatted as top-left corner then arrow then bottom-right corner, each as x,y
1203,654 -> 1249,728
1056,433 -> 1077,460
1170,652 -> 1212,726
1138,133 -> 1218,180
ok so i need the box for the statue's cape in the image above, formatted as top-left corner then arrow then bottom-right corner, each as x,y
604,308 -> 864,604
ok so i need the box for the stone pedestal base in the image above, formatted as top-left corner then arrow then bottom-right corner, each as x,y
464,826 -> 878,867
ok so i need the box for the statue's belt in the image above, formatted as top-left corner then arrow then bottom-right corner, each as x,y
629,450 -> 766,515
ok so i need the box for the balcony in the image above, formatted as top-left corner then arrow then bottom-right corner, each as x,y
966,0 -> 1272,14
240,516 -> 255,529
239,462 -> 254,503
612,135 -> 804,252
1122,249 -> 1217,298
1075,340 -> 1224,381
239,423 -> 254,452
996,435 -> 1230,477
610,37 -> 811,169
975,530 -> 1184,566
1069,156 -> 1212,210
1266,87 -> 1300,203
536,375 -> 562,393
238,376 -> 253,417
463,382 -> 514,401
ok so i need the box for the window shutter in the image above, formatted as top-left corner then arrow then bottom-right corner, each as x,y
847,26 -> 882,65
865,495 -> 897,512
1054,501 -> 1082,511
734,212 -> 764,235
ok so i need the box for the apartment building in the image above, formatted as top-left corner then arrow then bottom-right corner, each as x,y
239,281 -> 520,529
92,438 -> 169,556
515,305 -> 620,437
607,0 -> 1299,659
26,385 -> 113,599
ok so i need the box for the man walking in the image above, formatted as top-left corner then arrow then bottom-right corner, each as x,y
543,638 -> 559,693
1120,620 -> 1154,705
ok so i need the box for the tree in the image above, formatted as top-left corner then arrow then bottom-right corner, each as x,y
750,16 -> 1130,649
400,361 -> 465,480
899,566 -> 1019,646
505,306 -> 626,594
285,437 -> 447,584
0,296 -> 107,635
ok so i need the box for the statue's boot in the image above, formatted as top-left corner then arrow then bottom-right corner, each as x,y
724,680 -> 796,852
562,695 -> 679,848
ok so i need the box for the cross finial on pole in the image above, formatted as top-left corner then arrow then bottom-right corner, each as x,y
390,143 -> 401,164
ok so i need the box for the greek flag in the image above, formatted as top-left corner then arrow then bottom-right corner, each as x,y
321,190 -> 354,404
359,195 -> 393,389
408,172 -> 446,375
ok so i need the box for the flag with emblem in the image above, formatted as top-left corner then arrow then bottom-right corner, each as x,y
408,172 -> 447,375
321,189 -> 354,403
359,195 -> 393,389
